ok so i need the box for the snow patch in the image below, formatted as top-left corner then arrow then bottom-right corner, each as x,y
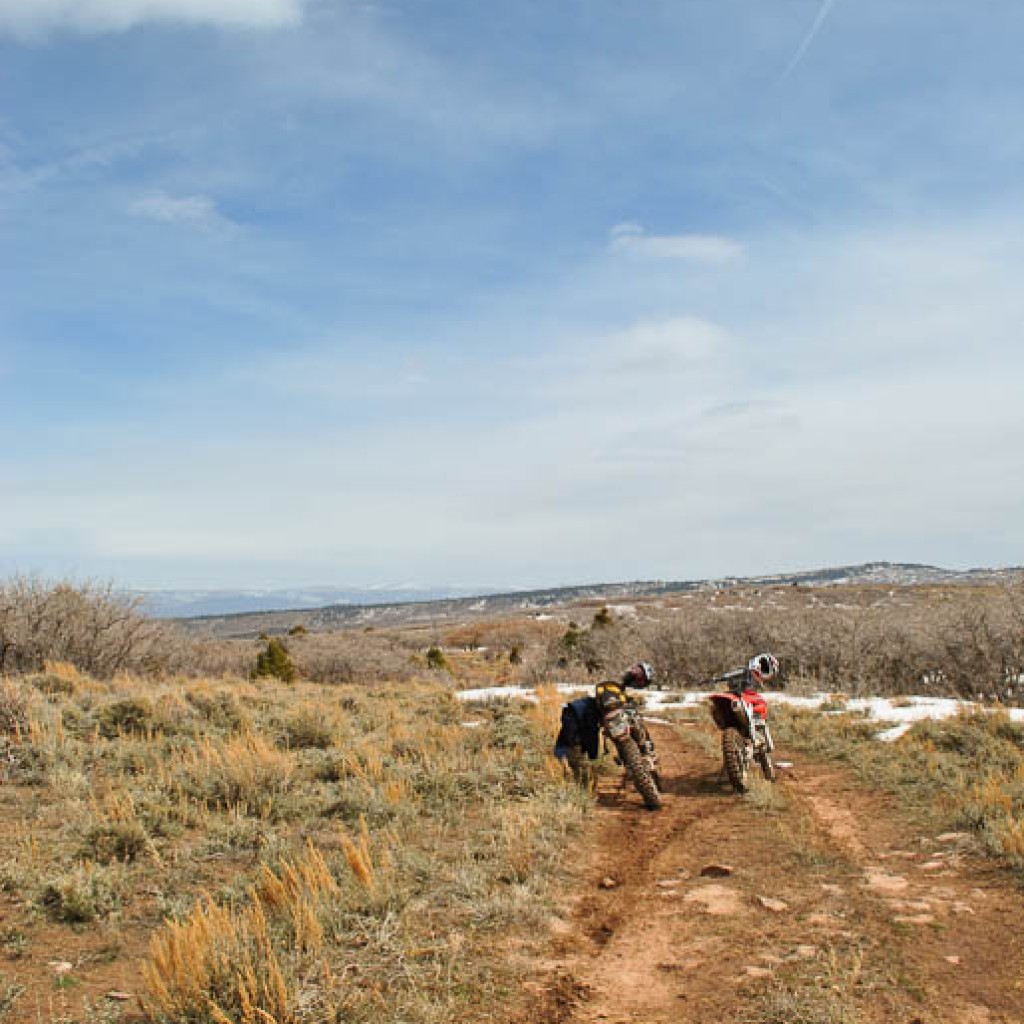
454,685 -> 1024,735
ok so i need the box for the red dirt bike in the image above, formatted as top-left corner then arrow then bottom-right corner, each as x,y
706,667 -> 776,793
595,681 -> 662,810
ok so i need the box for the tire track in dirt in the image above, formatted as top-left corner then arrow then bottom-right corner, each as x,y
516,723 -> 1024,1024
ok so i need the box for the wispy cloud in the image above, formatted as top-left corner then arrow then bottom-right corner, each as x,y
782,0 -> 838,81
0,0 -> 303,38
609,223 -> 743,264
129,190 -> 228,228
602,316 -> 729,374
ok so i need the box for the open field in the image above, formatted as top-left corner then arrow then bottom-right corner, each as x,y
2,577 -> 1024,1022
0,666 -> 584,1024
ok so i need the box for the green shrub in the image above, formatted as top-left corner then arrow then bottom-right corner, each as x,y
561,623 -> 583,650
31,673 -> 76,697
96,698 -> 155,738
39,864 -> 125,923
425,646 -> 447,670
278,711 -> 333,750
252,639 -> 296,684
185,689 -> 245,730
82,820 -> 152,863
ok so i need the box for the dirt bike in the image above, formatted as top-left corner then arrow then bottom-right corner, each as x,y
706,668 -> 775,793
595,681 -> 662,810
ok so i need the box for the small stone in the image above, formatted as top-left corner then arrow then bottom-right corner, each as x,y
945,956 -> 962,966
807,912 -> 841,927
951,902 -> 976,916
743,966 -> 773,978
599,877 -> 618,890
756,895 -> 789,913
759,954 -> 785,966
865,871 -> 909,894
657,879 -> 681,888
920,860 -> 946,871
106,992 -> 132,1002
792,945 -> 818,959
48,961 -> 74,975
684,883 -> 743,915
700,863 -> 735,877
937,832 -> 971,843
821,883 -> 844,895
893,914 -> 936,925
888,900 -> 933,913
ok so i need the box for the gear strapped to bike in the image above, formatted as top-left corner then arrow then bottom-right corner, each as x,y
554,664 -> 663,811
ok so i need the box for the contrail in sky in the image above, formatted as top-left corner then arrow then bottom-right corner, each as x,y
782,0 -> 838,81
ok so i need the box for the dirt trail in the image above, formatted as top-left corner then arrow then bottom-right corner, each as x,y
518,722 -> 1024,1024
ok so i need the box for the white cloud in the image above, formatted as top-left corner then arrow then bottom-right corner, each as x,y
609,223 -> 744,263
604,316 -> 729,373
0,0 -> 303,37
130,189 -> 225,227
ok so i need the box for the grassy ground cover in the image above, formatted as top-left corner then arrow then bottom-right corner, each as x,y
0,667 -> 586,1023
774,703 -> 1024,871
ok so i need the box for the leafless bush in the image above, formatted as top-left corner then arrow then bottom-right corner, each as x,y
291,631 -> 421,684
0,577 -> 179,678
637,584 -> 1024,699
0,678 -> 30,734
174,628 -> 423,685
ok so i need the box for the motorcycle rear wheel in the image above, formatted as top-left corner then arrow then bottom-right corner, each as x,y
618,737 -> 662,810
722,727 -> 750,793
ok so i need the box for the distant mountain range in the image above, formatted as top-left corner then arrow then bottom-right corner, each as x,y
153,561 -> 1023,635
132,585 -> 493,619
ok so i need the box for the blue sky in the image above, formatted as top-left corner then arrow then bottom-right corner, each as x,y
2,0 -> 1023,588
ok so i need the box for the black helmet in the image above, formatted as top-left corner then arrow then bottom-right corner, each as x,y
622,661 -> 654,688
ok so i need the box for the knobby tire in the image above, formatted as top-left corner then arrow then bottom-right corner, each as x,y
722,726 -> 749,793
757,750 -> 776,783
618,736 -> 662,810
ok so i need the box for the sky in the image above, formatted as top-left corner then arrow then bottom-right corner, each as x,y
2,0 -> 1023,589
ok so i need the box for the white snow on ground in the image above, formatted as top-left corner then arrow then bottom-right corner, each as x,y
607,604 -> 638,617
455,684 -> 1024,739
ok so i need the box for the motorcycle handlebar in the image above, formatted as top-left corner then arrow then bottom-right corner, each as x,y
701,667 -> 786,691
703,667 -> 747,686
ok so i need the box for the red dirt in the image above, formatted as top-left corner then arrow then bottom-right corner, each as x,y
513,722 -> 1024,1024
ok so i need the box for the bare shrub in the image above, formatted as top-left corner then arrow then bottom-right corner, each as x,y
638,583 -> 1024,699
0,577 -> 179,678
289,630 -> 419,685
0,679 -> 30,735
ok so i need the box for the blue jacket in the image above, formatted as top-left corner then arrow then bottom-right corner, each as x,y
553,696 -> 601,760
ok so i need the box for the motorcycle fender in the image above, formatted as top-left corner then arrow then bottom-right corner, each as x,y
709,695 -> 745,734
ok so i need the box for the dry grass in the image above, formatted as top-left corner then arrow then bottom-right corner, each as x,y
775,704 -> 1024,871
0,670 -> 586,1023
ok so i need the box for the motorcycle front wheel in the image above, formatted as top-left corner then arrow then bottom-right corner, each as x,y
721,727 -> 750,793
757,750 -> 776,783
617,737 -> 662,810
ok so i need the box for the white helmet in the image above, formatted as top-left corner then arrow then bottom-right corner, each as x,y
748,652 -> 779,686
